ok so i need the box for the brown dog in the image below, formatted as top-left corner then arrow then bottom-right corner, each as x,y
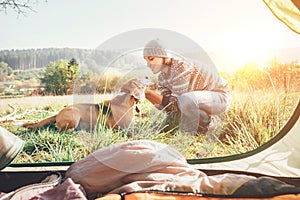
18,78 -> 146,131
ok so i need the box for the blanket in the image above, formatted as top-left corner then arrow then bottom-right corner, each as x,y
65,140 -> 255,199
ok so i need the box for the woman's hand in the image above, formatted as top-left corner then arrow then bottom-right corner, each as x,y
161,94 -> 179,113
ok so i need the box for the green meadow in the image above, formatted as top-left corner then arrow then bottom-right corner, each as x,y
0,89 -> 297,163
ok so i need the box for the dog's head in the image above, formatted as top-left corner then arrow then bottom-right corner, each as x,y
110,78 -> 148,129
120,78 -> 147,101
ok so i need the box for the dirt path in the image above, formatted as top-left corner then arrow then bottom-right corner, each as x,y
0,94 -> 112,114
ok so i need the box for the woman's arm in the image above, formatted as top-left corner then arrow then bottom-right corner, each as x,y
145,88 -> 163,106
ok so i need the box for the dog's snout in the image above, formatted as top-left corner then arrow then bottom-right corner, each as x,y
121,79 -> 147,101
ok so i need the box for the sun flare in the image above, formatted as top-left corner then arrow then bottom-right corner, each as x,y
221,31 -> 280,68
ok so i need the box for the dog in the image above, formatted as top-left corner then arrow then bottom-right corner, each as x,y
18,78 -> 146,131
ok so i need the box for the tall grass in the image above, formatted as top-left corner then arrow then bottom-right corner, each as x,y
16,128 -> 87,162
1,89 -> 298,163
221,90 -> 298,155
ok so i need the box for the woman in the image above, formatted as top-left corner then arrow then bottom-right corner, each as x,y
143,39 -> 231,134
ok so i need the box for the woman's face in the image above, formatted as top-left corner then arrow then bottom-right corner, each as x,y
144,56 -> 167,74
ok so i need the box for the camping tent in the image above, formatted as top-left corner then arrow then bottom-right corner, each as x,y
263,0 -> 300,34
0,0 -> 299,199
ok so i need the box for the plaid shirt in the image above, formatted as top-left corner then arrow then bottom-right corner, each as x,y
158,58 -> 230,96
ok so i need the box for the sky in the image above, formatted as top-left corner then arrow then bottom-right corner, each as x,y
1,0 -> 300,70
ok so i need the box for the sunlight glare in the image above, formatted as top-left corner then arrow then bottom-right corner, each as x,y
221,30 -> 280,68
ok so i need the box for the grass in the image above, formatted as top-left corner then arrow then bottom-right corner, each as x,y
0,90 -> 298,163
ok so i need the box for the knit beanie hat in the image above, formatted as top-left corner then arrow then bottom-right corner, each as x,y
143,39 -> 168,58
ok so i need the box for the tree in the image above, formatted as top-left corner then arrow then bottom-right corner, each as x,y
0,61 -> 12,81
41,58 -> 79,95
75,71 -> 99,94
0,0 -> 46,15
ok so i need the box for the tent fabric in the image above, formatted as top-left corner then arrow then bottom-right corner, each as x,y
263,0 -> 300,33
194,104 -> 300,177
0,126 -> 24,170
96,192 -> 300,200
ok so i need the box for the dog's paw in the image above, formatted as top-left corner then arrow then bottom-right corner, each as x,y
13,120 -> 34,128
13,120 -> 26,127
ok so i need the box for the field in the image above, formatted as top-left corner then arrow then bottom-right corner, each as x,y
0,90 -> 298,163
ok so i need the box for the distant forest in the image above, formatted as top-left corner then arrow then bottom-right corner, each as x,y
0,48 -> 298,96
0,48 -> 124,73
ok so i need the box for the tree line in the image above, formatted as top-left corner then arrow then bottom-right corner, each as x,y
0,48 -> 119,72
0,53 -> 299,96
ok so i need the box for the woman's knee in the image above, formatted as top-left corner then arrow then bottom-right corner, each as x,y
177,94 -> 196,112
